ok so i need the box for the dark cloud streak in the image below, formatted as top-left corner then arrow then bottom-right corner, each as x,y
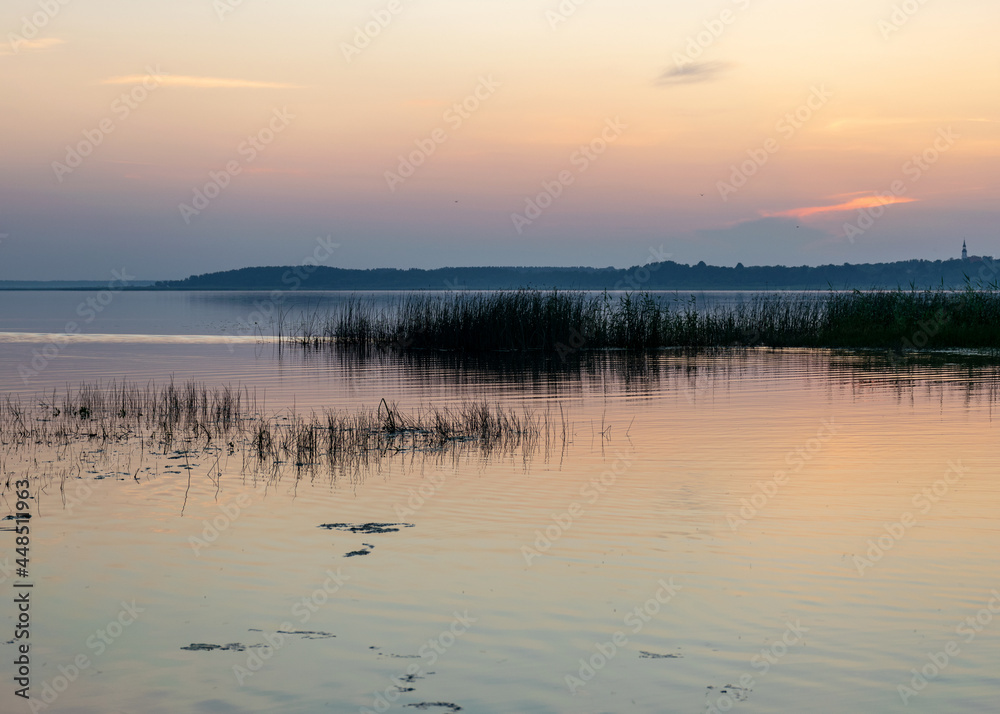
655,61 -> 734,86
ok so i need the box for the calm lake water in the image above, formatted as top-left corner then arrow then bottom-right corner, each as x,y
1,291 -> 999,713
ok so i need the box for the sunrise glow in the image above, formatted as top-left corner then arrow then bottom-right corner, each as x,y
1,0 -> 997,278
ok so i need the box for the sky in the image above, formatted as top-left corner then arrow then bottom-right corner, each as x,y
1,0 -> 998,280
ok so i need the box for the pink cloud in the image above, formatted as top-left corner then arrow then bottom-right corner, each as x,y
763,195 -> 920,219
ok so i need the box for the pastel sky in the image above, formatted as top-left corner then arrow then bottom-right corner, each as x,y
1,0 -> 998,279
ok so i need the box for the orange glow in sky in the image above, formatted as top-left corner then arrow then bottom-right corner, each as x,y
0,0 -> 998,278
764,196 -> 921,220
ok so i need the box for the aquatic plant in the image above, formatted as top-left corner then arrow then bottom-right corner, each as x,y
282,285 -> 1000,352
0,380 -> 558,478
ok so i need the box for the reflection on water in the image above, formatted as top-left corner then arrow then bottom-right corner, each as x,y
0,331 -> 265,344
295,345 -> 1000,407
1,343 -> 1000,713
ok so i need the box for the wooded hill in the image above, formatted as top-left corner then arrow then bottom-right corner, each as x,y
152,257 -> 999,291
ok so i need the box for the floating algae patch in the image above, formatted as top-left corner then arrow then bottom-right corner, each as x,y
707,684 -> 751,702
368,646 -> 421,659
276,630 -> 336,639
183,631 -> 337,654
639,650 -> 683,659
181,643 -> 257,652
248,628 -> 336,640
319,522 -> 414,534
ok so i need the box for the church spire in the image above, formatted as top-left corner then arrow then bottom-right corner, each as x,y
962,240 -> 968,260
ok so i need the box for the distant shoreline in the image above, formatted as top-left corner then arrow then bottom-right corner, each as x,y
3,256 -> 996,292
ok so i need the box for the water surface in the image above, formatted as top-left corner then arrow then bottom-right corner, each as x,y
1,292 -> 998,713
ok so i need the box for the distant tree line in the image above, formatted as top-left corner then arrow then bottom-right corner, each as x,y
150,257 -> 1000,292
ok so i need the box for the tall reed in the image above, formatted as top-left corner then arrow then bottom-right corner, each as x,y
282,286 -> 1000,352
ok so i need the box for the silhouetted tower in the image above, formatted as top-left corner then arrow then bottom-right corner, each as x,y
962,240 -> 968,260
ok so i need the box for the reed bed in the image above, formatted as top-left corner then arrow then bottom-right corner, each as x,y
247,398 -> 548,471
0,380 -> 251,448
0,381 -> 554,478
283,287 -> 1000,352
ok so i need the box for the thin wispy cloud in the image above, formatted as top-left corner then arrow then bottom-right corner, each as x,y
763,195 -> 919,220
101,75 -> 303,89
828,117 -> 996,131
655,61 -> 734,86
0,37 -> 64,56
826,117 -> 926,131
243,167 -> 306,176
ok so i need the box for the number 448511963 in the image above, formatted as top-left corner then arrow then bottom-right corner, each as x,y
14,479 -> 30,577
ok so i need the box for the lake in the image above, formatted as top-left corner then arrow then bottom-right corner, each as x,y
1,291 -> 998,713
